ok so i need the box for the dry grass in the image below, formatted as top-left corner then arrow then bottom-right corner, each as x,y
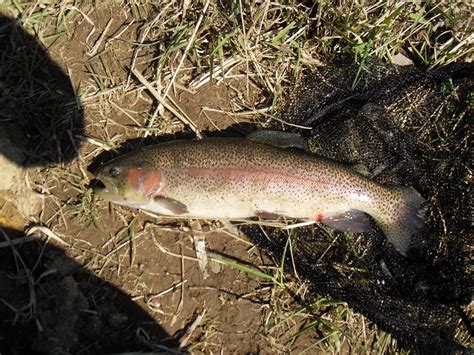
0,0 -> 471,353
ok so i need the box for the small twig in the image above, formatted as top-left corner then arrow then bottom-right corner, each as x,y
239,104 -> 313,130
104,229 -> 145,260
180,308 -> 207,347
190,57 -> 242,89
282,220 -> 317,230
0,236 -> 36,248
0,229 -> 38,326
26,226 -> 70,246
177,245 -> 185,315
216,227 -> 254,246
286,231 -> 300,280
68,130 -> 85,163
191,222 -> 210,279
150,233 -> 273,278
128,218 -> 137,267
88,18 -> 113,56
231,219 -> 289,228
149,280 -> 189,300
201,106 -> 270,117
171,245 -> 186,328
161,0 -> 210,102
316,234 -> 340,265
126,9 -> 166,88
76,134 -> 118,152
69,6 -> 95,45
132,68 -> 203,138
110,100 -> 142,126
106,19 -> 135,45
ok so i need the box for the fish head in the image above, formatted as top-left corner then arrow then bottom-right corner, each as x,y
93,160 -> 163,207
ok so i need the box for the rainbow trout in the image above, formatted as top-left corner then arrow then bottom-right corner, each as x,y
93,137 -> 426,255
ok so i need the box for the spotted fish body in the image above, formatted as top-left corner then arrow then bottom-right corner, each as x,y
94,138 -> 426,255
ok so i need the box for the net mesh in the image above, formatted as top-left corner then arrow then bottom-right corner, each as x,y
244,60 -> 473,352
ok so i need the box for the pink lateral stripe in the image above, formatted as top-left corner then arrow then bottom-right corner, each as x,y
173,167 -> 327,186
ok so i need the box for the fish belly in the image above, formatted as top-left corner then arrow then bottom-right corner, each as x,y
148,167 -> 352,220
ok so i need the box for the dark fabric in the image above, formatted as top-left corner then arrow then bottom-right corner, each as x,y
245,60 -> 473,353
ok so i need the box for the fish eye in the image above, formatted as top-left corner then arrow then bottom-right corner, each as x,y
108,167 -> 121,177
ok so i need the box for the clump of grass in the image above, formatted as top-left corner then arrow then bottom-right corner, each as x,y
0,1 -> 80,48
263,288 -> 401,353
119,1 -> 472,135
53,168 -> 99,227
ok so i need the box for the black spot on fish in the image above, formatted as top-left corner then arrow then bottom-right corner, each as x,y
109,167 -> 121,177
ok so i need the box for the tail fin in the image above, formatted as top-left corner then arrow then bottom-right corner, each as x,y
378,186 -> 426,256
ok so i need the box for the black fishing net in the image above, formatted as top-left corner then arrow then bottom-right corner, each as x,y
244,60 -> 473,353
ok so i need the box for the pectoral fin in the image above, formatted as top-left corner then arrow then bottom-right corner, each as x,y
247,130 -> 307,150
320,210 -> 371,233
152,195 -> 189,215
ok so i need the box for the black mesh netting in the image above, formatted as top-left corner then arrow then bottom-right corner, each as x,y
244,60 -> 473,353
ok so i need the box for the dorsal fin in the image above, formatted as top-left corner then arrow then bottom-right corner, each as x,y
247,130 -> 307,150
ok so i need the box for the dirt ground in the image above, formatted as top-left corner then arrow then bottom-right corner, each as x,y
0,1 -> 471,354
0,4 -> 332,354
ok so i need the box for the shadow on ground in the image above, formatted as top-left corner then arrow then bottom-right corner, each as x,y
0,227 -> 181,354
0,15 -> 180,353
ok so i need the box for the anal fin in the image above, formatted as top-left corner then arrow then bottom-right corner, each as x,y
255,210 -> 285,219
321,209 -> 370,233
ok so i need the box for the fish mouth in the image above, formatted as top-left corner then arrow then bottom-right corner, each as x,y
90,178 -> 117,199
91,177 -> 146,207
91,178 -> 107,192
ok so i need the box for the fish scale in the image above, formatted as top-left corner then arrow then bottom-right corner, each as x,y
94,138 -> 426,255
